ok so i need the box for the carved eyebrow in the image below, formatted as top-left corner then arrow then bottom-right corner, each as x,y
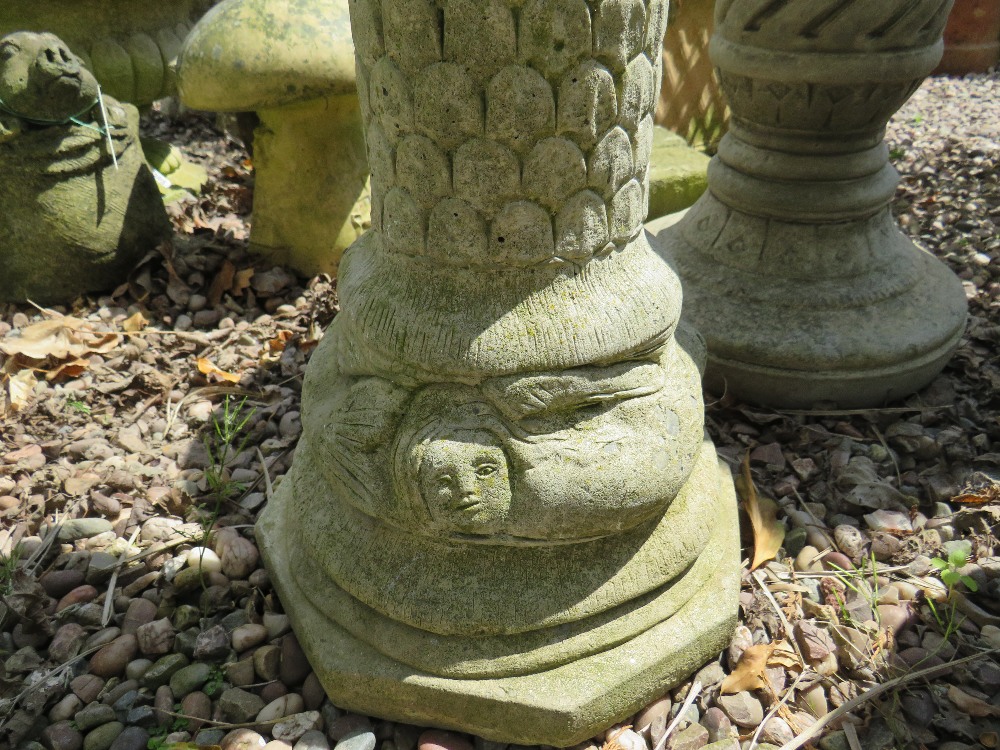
0,41 -> 20,56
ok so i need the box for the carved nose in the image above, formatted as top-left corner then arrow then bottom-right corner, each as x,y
38,42 -> 79,76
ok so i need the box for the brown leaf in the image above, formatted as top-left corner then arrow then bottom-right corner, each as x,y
735,454 -> 785,570
4,568 -> 55,635
232,267 -> 255,296
948,685 -> 1000,718
207,259 -> 236,306
721,643 -> 775,694
4,368 -> 37,413
196,357 -> 241,384
122,311 -> 149,333
0,315 -> 119,360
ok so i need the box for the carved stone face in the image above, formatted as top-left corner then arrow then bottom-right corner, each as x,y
417,430 -> 511,535
0,32 -> 99,123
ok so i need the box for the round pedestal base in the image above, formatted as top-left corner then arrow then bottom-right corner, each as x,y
653,197 -> 967,409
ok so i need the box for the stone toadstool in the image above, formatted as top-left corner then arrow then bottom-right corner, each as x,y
177,0 -> 369,276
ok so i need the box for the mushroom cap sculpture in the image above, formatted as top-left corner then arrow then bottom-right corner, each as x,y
177,0 -> 370,276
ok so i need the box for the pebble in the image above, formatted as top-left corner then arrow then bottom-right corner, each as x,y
226,657 -> 257,686
50,693 -> 83,723
634,695 -> 670,744
219,687 -> 266,723
261,681 -> 289,703
57,584 -> 100,612
169,661 -> 213,698
75,703 -> 119,732
140,653 -> 190,689
232,623 -> 269,652
698,706 -> 731,743
222,729 -> 268,750
153,685 -> 173,727
295,730 -> 331,750
301,672 -> 326,710
716,691 -> 764,728
280,634 -> 311,686
264,613 -> 291,639
125,658 -> 153,681
760,717 -> 795,745
254,643 -> 282,681
42,721 -> 84,750
72,674 -> 106,704
136,618 -> 175,656
726,625 -> 753,668
185,546 -> 223,573
194,624 -> 231,660
863,510 -> 913,533
121,599 -> 158,635
49,623 -> 87,662
108,727 -> 149,750
86,552 -> 118,585
257,694 -> 305,724
89,635 -> 139,679
417,731 -> 474,750
273,712 -> 323,743
181,690 -> 213,733
40,569 -> 86,598
328,728 -> 377,750
56,519 -> 114,542
667,723 -> 707,750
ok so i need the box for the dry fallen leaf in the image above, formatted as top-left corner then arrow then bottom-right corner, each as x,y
948,685 -> 1000,718
735,453 -> 785,570
196,357 -> 241,384
6,368 -> 37,411
0,315 -> 119,360
122,311 -> 149,333
721,642 -> 775,694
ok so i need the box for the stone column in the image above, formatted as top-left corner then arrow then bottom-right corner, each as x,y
257,0 -> 739,744
654,0 -> 967,409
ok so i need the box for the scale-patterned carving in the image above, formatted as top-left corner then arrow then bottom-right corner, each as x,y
349,0 -> 670,267
715,0 -> 953,53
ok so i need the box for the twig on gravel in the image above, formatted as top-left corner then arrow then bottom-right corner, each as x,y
257,446 -> 275,501
748,669 -> 808,750
775,406 -> 950,417
870,425 -> 901,485
654,680 -> 702,750
777,648 -> 1000,750
753,570 -> 807,666
101,526 -> 141,627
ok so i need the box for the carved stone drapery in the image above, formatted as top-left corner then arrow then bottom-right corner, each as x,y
654,0 -> 967,409
257,0 -> 739,744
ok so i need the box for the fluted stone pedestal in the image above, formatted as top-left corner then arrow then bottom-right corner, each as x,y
655,0 -> 967,409
257,0 -> 739,743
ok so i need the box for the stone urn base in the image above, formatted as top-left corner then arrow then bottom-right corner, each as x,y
257,441 -> 738,747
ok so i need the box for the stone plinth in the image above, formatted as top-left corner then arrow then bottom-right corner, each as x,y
257,0 -> 739,743
655,0 -> 967,409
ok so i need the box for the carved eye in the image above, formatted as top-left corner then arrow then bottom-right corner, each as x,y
475,463 -> 498,478
0,44 -> 19,62
435,473 -> 454,489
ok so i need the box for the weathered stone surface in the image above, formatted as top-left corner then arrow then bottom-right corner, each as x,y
177,0 -> 369,276
256,0 -> 740,743
0,1 -> 212,105
0,32 -> 170,304
647,128 -> 709,221
653,0 -> 967,408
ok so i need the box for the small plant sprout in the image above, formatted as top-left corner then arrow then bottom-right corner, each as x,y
0,542 -> 24,598
930,543 -> 978,594
65,396 -> 91,414
925,541 -> 976,640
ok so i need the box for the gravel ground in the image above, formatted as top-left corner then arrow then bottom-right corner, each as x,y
1,69 -> 999,750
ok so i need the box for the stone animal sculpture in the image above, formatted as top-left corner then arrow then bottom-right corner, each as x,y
0,1 -> 216,105
0,31 -> 170,304
256,0 -> 740,744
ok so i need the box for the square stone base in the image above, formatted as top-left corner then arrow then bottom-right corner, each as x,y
257,458 -> 740,747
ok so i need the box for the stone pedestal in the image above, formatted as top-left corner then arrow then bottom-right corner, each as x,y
655,0 -> 967,409
257,0 -> 739,744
